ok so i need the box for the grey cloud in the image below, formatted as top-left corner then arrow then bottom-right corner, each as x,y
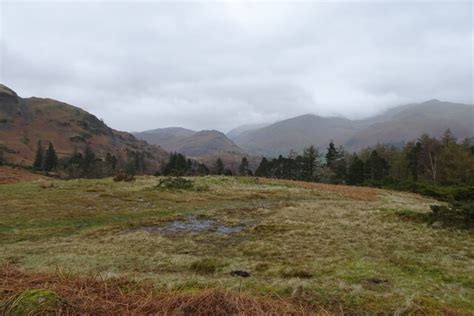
0,1 -> 472,132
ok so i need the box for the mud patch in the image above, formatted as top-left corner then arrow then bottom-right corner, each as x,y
127,216 -> 246,235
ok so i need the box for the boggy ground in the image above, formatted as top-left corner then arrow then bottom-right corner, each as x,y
0,176 -> 473,314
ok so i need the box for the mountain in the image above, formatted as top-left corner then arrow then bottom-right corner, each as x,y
134,127 -> 196,150
345,100 -> 474,150
226,123 -> 270,140
232,114 -> 355,156
232,100 -> 474,156
0,84 -> 168,170
134,128 -> 251,170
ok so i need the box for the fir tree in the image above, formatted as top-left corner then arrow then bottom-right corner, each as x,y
302,145 -> 320,181
365,150 -> 389,180
33,140 -> 44,170
406,141 -> 423,181
213,157 -> 225,175
44,142 -> 58,172
238,157 -> 250,176
255,157 -> 270,177
347,154 -> 365,185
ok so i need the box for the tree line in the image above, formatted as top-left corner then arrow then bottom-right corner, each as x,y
253,129 -> 473,187
31,141 -> 148,178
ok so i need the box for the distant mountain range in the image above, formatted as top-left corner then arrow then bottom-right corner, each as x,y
0,84 -> 168,170
228,100 -> 474,156
2,83 -> 473,169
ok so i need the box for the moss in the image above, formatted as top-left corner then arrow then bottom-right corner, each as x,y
6,289 -> 63,315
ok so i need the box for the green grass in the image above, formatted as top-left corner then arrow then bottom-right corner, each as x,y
1,176 -> 473,314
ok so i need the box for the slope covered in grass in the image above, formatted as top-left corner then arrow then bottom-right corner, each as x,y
1,176 -> 473,314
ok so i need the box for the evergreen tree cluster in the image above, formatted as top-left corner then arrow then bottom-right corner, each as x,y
31,142 -> 143,179
254,131 -> 474,187
161,152 -> 210,176
33,141 -> 59,172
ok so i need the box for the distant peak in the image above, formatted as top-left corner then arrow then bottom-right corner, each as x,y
0,84 -> 18,97
422,99 -> 441,104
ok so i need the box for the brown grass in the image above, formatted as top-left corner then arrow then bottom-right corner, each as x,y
0,166 -> 49,184
0,265 -> 320,315
258,178 -> 382,201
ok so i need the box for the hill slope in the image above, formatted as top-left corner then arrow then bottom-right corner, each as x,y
346,100 -> 474,150
232,101 -> 474,156
134,128 -> 251,170
0,84 -> 168,170
232,114 -> 355,156
133,127 -> 196,150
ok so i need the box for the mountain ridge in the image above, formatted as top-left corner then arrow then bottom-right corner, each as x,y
0,84 -> 168,171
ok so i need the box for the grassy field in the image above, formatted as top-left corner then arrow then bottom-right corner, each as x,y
1,176 -> 473,314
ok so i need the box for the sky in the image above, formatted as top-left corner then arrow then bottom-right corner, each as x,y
0,0 -> 472,132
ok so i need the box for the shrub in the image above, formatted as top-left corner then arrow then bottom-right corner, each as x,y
157,177 -> 194,190
429,201 -> 474,229
113,172 -> 135,182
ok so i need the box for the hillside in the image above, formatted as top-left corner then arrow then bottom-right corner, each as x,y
134,128 -> 251,170
232,100 -> 474,156
232,114 -> 355,157
0,84 -> 168,170
133,127 -> 196,150
346,99 -> 474,150
226,122 -> 270,139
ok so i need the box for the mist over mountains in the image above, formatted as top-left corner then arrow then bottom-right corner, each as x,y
1,83 -> 472,169
135,99 -> 474,158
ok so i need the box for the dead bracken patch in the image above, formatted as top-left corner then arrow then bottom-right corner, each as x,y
0,265 -> 318,315
259,178 -> 382,201
0,166 -> 49,184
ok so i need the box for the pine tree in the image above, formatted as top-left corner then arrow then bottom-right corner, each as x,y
325,141 -> 346,183
365,150 -> 389,181
326,141 -> 338,169
83,146 -> 97,176
441,129 -> 457,146
197,163 -> 210,175
406,141 -> 423,181
33,140 -> 44,170
238,157 -> 250,176
302,145 -> 320,181
213,157 -> 225,175
347,154 -> 365,185
255,157 -> 270,177
44,142 -> 58,172
105,153 -> 117,171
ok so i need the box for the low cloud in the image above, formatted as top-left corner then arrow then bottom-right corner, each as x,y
1,1 -> 472,132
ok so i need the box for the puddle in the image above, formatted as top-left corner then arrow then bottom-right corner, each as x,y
127,216 -> 245,235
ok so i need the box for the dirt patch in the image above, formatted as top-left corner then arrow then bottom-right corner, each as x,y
0,166 -> 49,184
127,216 -> 247,235
0,265 -> 317,315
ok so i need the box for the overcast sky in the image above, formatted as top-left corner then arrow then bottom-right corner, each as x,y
0,1 -> 472,132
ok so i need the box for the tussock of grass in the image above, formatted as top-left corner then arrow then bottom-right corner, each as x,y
280,268 -> 313,279
190,258 -> 226,275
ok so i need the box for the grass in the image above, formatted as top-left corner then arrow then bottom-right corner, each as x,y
1,176 -> 473,314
